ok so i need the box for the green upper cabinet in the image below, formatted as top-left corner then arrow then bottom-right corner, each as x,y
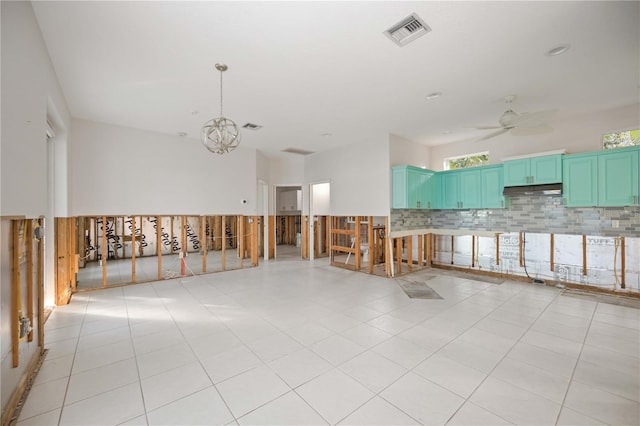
563,153 -> 598,207
598,148 -> 639,207
459,169 -> 482,209
391,165 -> 436,209
439,167 -> 497,209
440,171 -> 460,209
481,165 -> 507,208
503,154 -> 563,186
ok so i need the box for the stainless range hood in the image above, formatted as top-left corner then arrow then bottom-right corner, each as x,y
503,183 -> 562,196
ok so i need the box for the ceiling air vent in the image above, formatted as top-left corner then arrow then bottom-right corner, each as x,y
242,123 -> 263,130
282,148 -> 315,156
384,13 -> 431,47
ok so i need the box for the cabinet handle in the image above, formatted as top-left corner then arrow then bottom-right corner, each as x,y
417,201 -> 421,208
531,176 -> 535,184
635,195 -> 638,205
427,202 -> 431,209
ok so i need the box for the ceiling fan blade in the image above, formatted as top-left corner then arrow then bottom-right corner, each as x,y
511,109 -> 557,127
510,124 -> 553,136
476,128 -> 509,141
473,125 -> 503,130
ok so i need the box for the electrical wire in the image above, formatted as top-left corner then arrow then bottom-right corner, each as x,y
613,237 -> 620,289
522,231 -> 534,281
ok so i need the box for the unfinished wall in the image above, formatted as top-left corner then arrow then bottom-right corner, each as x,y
1,1 -> 70,418
429,103 -> 640,171
305,137 -> 390,216
391,196 -> 640,291
69,119 -> 258,216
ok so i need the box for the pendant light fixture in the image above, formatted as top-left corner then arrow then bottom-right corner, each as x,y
201,63 -> 241,154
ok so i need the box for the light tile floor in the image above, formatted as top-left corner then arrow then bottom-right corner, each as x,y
18,256 -> 640,425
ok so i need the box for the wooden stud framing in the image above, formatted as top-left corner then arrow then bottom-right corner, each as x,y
268,216 -> 275,259
201,216 -> 207,272
432,234 -> 436,264
450,235 -> 454,265
131,216 -> 136,283
156,216 -> 162,280
121,218 -> 125,259
238,216 -> 245,268
385,217 -> 391,277
620,236 -> 626,289
495,233 -> 500,266
417,235 -> 423,267
396,238 -> 402,275
251,216 -> 259,266
12,220 -> 21,367
406,235 -> 413,272
102,216 -> 107,287
37,217 -> 44,348
221,216 -> 226,270
550,233 -> 554,272
582,234 -> 587,276
354,216 -> 361,271
368,216 -> 374,274
518,232 -> 523,268
26,220 -> 34,342
181,216 -> 187,256
471,235 -> 475,268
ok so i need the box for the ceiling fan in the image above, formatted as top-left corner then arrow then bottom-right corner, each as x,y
475,95 -> 556,141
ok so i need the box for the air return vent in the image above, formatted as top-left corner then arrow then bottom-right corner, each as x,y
282,148 -> 315,156
242,123 -> 263,130
384,13 -> 431,46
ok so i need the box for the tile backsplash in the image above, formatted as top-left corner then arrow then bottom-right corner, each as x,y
391,195 -> 640,237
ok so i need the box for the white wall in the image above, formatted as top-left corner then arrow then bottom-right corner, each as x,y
69,119 -> 258,215
429,103 -> 640,170
305,137 -> 390,216
0,1 -> 70,217
311,182 -> 330,216
389,133 -> 432,169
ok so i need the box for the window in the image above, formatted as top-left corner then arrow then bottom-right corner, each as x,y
603,129 -> 640,149
443,152 -> 489,170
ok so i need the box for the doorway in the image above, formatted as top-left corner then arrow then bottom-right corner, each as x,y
274,185 -> 302,259
309,182 -> 330,260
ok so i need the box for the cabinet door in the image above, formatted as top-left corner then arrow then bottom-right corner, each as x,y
481,166 -> 506,208
531,155 -> 562,184
406,168 -> 423,208
391,167 -> 409,209
440,172 -> 460,209
459,169 -> 482,209
563,155 -> 598,207
426,173 -> 440,209
503,158 -> 530,186
598,150 -> 639,206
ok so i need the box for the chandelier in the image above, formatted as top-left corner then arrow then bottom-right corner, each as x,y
201,63 -> 241,154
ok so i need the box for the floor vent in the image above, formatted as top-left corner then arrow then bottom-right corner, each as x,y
282,148 -> 315,156
242,123 -> 263,130
384,13 -> 431,47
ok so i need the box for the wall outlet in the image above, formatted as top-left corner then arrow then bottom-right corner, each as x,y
612,220 -> 619,228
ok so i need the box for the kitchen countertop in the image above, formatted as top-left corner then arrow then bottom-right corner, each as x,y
388,228 -> 505,238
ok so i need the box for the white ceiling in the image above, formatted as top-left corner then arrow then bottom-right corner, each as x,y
32,1 -> 640,158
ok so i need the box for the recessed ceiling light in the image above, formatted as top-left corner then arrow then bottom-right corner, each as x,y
545,44 -> 570,56
426,92 -> 442,100
321,133 -> 332,137
191,110 -> 199,115
177,132 -> 188,137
